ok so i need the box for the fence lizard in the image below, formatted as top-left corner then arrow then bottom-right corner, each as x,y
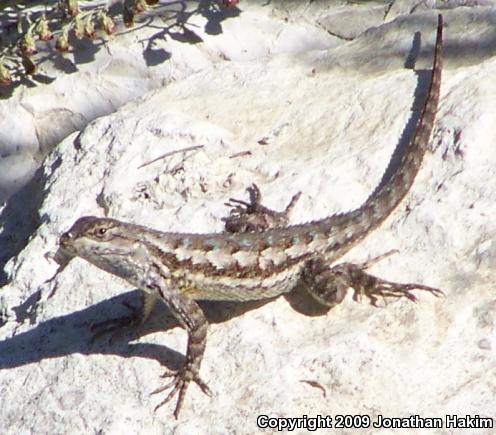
57,15 -> 444,418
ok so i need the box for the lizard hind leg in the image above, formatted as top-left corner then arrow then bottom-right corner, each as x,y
222,183 -> 301,233
300,253 -> 443,308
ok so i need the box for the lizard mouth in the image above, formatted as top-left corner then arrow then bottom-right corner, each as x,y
59,232 -> 72,248
58,230 -> 79,256
52,233 -> 75,267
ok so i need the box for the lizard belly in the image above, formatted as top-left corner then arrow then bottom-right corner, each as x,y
175,265 -> 303,301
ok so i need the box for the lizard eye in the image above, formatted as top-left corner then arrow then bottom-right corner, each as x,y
94,227 -> 108,238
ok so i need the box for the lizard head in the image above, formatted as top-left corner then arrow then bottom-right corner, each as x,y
59,216 -> 137,260
58,216 -> 152,282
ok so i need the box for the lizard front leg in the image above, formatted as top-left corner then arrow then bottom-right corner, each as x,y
144,265 -> 211,418
300,253 -> 443,308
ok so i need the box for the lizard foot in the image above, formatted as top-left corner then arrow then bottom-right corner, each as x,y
152,365 -> 211,418
301,253 -> 443,308
222,183 -> 301,233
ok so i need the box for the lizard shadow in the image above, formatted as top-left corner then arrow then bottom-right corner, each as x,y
0,285 -> 326,375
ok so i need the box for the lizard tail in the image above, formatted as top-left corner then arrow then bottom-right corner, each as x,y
332,14 -> 443,247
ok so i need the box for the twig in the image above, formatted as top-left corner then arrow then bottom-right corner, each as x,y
137,144 -> 204,169
229,150 -> 251,159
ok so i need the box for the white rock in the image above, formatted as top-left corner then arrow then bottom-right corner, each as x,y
0,4 -> 495,434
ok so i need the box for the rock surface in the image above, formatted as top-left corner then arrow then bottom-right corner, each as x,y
1,1 -> 495,434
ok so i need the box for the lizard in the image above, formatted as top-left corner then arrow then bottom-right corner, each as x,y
56,15 -> 444,418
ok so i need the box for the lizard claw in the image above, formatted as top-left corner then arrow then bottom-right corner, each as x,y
152,367 -> 211,418
350,266 -> 444,306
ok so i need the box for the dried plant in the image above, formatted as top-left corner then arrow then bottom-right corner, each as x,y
0,0 -> 240,88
